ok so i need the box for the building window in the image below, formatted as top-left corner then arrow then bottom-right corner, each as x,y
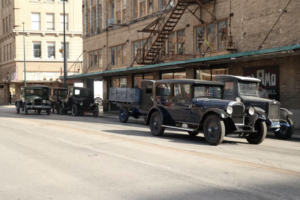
111,44 -> 126,66
60,14 -> 68,31
177,30 -> 185,54
33,42 -> 41,58
167,30 -> 185,55
61,43 -> 69,59
133,72 -> 153,88
159,0 -> 168,11
111,76 -> 127,88
133,0 -> 152,19
133,39 -> 151,61
161,70 -> 186,79
99,4 -> 102,31
93,8 -> 96,33
32,13 -> 40,30
46,14 -> 54,30
3,19 -> 5,34
195,67 -> 228,81
9,15 -> 11,31
195,20 -> 228,53
140,0 -> 146,17
47,43 -> 55,59
89,50 -> 102,68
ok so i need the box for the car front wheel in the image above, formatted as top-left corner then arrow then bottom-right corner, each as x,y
246,120 -> 267,144
274,117 -> 294,140
150,111 -> 165,136
203,115 -> 225,145
119,107 -> 129,123
72,104 -> 78,116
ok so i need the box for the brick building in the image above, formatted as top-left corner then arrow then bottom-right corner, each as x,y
69,0 -> 300,127
0,0 -> 83,105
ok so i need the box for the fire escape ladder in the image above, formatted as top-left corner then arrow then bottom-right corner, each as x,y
137,0 -> 189,64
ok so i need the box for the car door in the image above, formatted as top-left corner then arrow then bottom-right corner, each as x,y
142,81 -> 154,111
154,83 -> 172,115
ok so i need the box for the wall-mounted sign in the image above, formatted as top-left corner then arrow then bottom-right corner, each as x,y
243,65 -> 280,100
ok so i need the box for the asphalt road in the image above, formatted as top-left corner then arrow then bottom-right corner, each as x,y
0,106 -> 300,200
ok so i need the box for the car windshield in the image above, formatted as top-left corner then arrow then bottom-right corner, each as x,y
59,90 -> 68,97
194,85 -> 222,99
25,88 -> 48,96
74,88 -> 89,96
238,81 -> 259,96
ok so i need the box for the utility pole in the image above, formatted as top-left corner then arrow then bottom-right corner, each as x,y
23,22 -> 26,86
63,0 -> 68,88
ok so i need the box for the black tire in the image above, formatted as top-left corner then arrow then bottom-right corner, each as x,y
274,118 -> 294,140
25,107 -> 28,115
16,107 -> 20,114
150,111 -> 165,136
46,109 -> 51,115
203,115 -> 225,145
80,110 -> 84,116
93,106 -> 99,117
72,104 -> 78,116
119,107 -> 130,123
246,120 -> 267,144
59,106 -> 65,115
188,130 -> 200,137
37,109 -> 42,115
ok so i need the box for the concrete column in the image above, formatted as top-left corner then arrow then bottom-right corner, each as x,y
96,0 -> 99,33
90,0 -> 93,34
84,0 -> 88,35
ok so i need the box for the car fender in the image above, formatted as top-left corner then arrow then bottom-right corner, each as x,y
199,108 -> 229,125
254,107 -> 267,121
280,108 -> 293,119
145,106 -> 168,125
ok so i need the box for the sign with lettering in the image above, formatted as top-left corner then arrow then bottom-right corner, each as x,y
243,65 -> 280,100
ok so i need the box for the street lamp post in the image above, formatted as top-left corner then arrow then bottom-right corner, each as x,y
63,0 -> 68,88
23,22 -> 26,86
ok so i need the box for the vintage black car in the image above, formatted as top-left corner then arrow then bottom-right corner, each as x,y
49,87 -> 68,113
215,75 -> 294,139
15,85 -> 52,115
110,79 -> 266,146
59,86 -> 99,117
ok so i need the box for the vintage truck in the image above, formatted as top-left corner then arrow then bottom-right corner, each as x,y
215,75 -> 294,139
59,86 -> 99,117
110,79 -> 266,146
15,85 -> 52,115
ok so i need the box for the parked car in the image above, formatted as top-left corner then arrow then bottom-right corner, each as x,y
49,87 -> 68,114
59,86 -> 99,117
110,79 -> 266,146
15,85 -> 52,115
215,75 -> 294,139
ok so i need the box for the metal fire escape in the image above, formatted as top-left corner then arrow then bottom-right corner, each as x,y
137,0 -> 215,64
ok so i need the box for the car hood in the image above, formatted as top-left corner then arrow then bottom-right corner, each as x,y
240,95 -> 280,108
192,98 -> 241,110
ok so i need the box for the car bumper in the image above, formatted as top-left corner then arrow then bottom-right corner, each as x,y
27,105 -> 51,109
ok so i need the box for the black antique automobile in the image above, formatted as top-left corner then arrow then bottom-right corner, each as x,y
110,79 -> 266,146
49,87 -> 68,113
215,75 -> 294,139
59,86 -> 99,117
15,85 -> 52,115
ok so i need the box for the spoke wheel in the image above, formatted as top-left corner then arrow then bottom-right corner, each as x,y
150,111 -> 165,136
274,118 -> 294,140
203,115 -> 225,145
246,120 -> 267,144
119,107 -> 129,123
72,104 -> 78,116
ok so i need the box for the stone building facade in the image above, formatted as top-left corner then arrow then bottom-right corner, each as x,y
0,0 -> 83,105
72,0 -> 300,126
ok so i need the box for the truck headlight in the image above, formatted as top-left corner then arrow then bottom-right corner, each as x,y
43,100 -> 46,104
80,102 -> 83,106
248,107 -> 255,115
226,106 -> 233,115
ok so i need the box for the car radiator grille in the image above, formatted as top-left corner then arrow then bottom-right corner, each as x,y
268,104 -> 280,119
232,105 -> 244,124
34,99 -> 42,105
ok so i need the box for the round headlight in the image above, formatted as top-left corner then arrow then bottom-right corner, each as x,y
248,107 -> 255,115
80,102 -> 83,106
227,106 -> 233,115
42,100 -> 46,104
236,97 -> 241,103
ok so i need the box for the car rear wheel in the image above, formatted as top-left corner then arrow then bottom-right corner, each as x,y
59,106 -> 65,115
119,107 -> 129,123
246,120 -> 267,144
274,117 -> 294,140
72,104 -> 78,116
93,107 -> 99,117
150,111 -> 165,136
203,115 -> 225,146
188,130 -> 200,137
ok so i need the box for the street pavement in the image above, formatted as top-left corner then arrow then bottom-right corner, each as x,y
0,105 -> 300,200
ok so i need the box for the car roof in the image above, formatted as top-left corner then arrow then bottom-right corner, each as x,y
51,87 -> 67,90
215,75 -> 261,82
22,85 -> 50,89
153,79 -> 225,86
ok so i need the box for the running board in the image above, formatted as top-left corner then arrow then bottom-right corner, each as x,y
162,125 -> 196,132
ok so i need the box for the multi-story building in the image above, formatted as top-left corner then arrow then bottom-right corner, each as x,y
70,0 -> 300,127
0,0 -> 83,105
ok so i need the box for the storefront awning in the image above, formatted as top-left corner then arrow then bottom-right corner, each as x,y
63,44 -> 300,80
